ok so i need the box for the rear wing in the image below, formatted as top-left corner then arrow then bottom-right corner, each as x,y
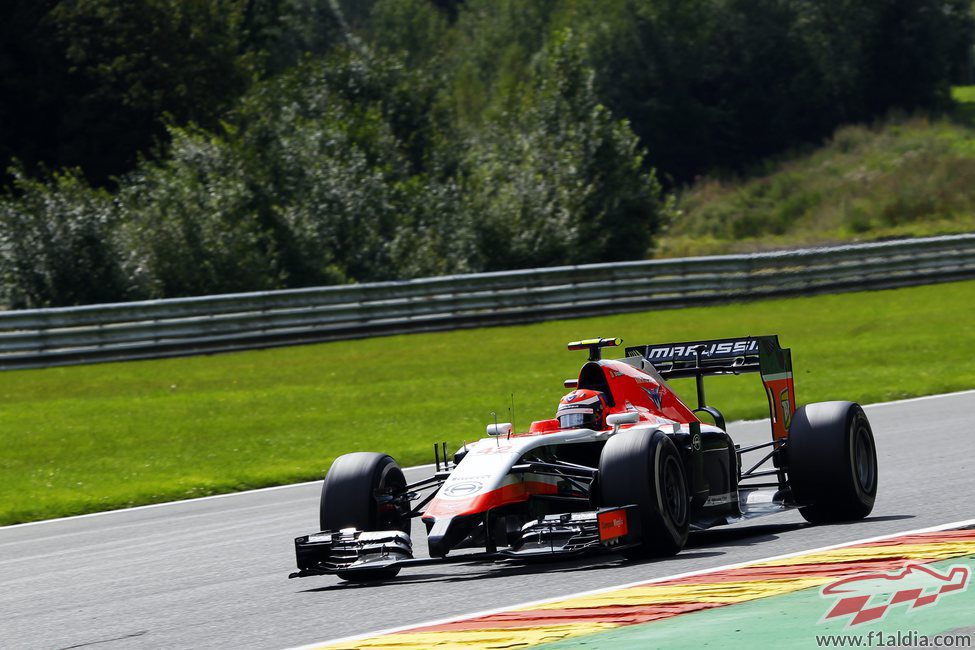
624,336 -> 796,440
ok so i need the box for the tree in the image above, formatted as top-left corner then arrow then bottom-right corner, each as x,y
0,1 -> 69,186
445,0 -> 560,127
0,0 -> 256,186
462,30 -> 663,270
0,166 -> 125,307
367,0 -> 451,67
115,128 -> 281,298
858,0 -> 973,113
221,49 -> 474,286
49,0 -> 253,183
584,0 -> 975,183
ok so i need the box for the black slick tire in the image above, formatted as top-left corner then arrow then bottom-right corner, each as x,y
598,429 -> 689,558
788,401 -> 878,524
319,452 -> 410,580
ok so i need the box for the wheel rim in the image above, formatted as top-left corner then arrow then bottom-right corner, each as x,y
853,424 -> 876,493
661,455 -> 688,525
376,465 -> 409,531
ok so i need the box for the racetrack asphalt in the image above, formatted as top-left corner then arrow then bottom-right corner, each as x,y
1,391 -> 973,650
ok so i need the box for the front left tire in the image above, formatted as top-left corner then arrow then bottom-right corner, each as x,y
598,429 -> 689,558
319,452 -> 411,580
320,452 -> 411,535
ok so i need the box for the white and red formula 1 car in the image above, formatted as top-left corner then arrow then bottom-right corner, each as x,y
291,336 -> 878,581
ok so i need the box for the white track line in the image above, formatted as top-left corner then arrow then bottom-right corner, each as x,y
0,466 -> 436,530
6,388 -> 975,531
729,387 -> 975,426
294,517 -> 975,650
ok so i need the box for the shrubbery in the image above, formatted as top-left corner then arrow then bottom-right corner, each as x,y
0,0 -> 971,307
0,167 -> 125,307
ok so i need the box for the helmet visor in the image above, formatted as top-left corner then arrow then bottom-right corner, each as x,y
558,409 -> 596,429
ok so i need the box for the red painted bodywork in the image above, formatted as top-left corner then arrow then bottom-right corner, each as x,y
594,360 -> 699,424
528,419 -> 561,433
764,376 -> 797,441
597,508 -> 629,542
422,358 -> 700,521
423,481 -> 560,518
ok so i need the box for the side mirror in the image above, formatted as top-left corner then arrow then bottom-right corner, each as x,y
606,411 -> 639,435
487,422 -> 513,436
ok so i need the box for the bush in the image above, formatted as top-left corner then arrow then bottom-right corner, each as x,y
0,167 -> 125,308
230,50 -> 475,284
461,30 -> 663,270
115,128 -> 281,298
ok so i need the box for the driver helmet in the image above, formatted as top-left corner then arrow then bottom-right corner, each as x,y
556,389 -> 607,430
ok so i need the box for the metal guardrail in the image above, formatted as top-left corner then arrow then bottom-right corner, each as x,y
1,234 -> 974,369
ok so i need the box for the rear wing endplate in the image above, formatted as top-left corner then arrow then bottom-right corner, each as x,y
625,336 -> 796,440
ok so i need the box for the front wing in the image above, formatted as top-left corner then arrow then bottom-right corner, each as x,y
290,505 -> 641,579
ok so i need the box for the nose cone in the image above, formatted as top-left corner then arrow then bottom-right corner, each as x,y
425,517 -> 452,557
423,515 -> 476,558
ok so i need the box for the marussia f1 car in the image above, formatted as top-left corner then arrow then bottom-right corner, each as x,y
290,336 -> 879,582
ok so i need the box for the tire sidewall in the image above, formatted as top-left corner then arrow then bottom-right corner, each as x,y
599,429 -> 689,555
846,406 -> 878,505
651,438 -> 689,542
320,452 -> 410,535
788,401 -> 877,522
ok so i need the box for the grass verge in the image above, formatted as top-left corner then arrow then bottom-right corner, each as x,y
657,90 -> 975,258
2,279 -> 974,525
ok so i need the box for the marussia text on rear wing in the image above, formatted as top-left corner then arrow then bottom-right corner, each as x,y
625,335 -> 796,440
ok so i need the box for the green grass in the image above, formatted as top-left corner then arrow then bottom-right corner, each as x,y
1,279 -> 974,525
657,91 -> 975,258
952,85 -> 975,104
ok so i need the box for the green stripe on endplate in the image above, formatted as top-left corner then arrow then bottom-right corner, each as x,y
535,555 -> 975,650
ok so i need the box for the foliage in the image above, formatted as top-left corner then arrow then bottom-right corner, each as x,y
0,0 -> 255,185
229,50 -> 476,284
461,30 -> 662,269
115,128 -> 281,298
660,115 -> 975,257
444,0 -> 559,126
0,167 -> 124,308
113,48 -> 480,295
366,0 -> 451,66
583,0 -> 974,183
0,0 -> 972,306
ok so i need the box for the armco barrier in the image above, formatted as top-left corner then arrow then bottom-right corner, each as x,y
1,234 -> 973,369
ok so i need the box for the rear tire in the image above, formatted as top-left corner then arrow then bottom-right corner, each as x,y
788,401 -> 878,524
598,429 -> 689,558
319,452 -> 411,580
